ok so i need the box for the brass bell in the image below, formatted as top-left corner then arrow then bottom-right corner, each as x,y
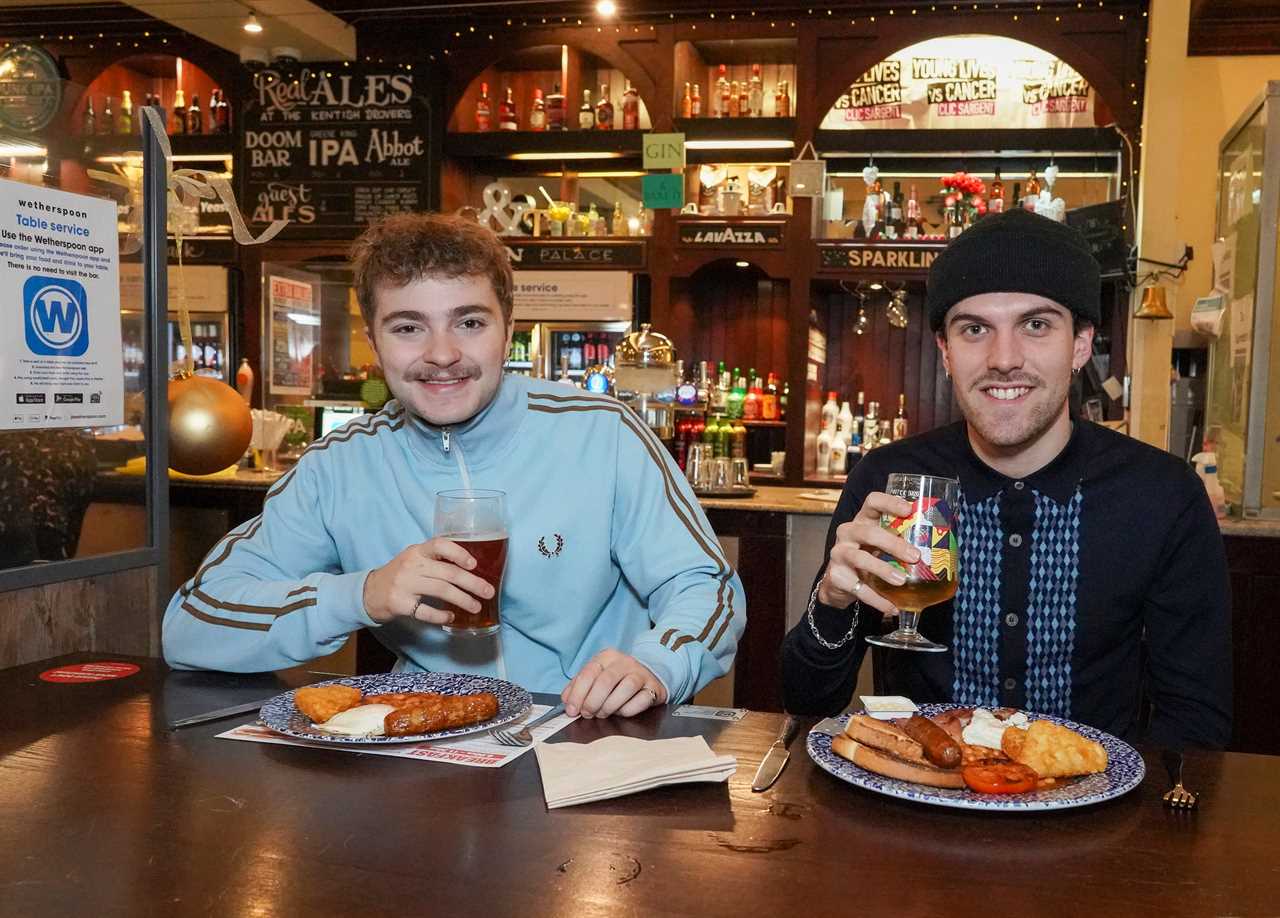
1135,285 -> 1173,320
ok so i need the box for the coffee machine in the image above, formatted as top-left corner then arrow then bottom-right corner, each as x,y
613,323 -> 678,445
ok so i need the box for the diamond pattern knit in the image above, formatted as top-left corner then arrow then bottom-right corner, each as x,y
1025,488 -> 1083,716
952,492 -> 1003,707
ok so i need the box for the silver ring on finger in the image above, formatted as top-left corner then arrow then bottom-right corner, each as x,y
851,579 -> 863,596
413,597 -> 428,619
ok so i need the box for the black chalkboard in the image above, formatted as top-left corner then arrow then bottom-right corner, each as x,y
239,63 -> 437,239
1066,199 -> 1128,278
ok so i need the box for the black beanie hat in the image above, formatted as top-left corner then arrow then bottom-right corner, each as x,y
926,208 -> 1101,332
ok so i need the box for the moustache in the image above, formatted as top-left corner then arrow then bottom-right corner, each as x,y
411,365 -> 481,383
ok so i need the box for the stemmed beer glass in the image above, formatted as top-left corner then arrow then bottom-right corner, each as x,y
864,473 -> 960,653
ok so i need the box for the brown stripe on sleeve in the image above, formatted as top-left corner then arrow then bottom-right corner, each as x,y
190,587 -> 318,617
660,628 -> 679,647
286,585 -> 318,598
181,601 -> 272,632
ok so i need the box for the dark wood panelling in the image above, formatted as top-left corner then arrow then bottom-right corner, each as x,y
677,265 -> 790,380
0,566 -> 158,669
1190,0 -> 1280,55
1224,535 -> 1280,756
815,283 -> 962,436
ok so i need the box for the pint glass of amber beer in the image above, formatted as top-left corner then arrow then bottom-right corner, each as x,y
433,489 -> 508,636
864,473 -> 960,653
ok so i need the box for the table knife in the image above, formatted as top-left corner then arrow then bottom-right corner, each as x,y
752,715 -> 800,792
168,699 -> 271,730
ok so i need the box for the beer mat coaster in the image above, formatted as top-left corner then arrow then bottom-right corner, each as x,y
672,704 -> 749,722
797,491 -> 841,503
218,704 -> 576,768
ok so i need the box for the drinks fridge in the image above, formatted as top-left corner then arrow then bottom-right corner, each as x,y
503,321 -> 631,382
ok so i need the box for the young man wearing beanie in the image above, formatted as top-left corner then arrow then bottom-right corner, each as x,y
164,213 -> 743,720
781,209 -> 1231,750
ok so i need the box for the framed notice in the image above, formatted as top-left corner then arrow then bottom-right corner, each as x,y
512,271 -> 632,321
240,64 -> 437,239
0,178 -> 123,430
267,271 -> 320,395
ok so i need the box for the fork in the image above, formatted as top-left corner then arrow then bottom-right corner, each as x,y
1161,749 -> 1198,810
490,702 -> 567,747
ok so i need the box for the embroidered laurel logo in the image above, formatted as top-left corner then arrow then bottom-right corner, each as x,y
537,534 -> 564,558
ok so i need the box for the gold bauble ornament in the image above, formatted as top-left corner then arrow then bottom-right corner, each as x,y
168,372 -> 253,475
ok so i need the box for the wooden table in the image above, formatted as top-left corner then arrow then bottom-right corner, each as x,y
5,653 -> 1276,917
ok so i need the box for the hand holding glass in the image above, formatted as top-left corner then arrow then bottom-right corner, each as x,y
433,489 -> 508,636
864,473 -> 960,653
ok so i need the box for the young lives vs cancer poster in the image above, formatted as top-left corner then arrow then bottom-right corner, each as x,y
0,177 -> 123,430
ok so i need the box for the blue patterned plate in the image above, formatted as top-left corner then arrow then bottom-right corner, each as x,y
807,704 -> 1145,811
259,672 -> 532,745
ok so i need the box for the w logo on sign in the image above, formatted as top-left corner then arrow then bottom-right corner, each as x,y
24,276 -> 89,356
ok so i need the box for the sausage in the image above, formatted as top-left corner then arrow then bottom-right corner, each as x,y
383,692 -> 499,736
900,714 -> 962,768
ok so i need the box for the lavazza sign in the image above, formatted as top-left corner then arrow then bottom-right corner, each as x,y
679,222 -> 783,246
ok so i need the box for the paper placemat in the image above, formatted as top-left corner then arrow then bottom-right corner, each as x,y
218,703 -> 575,768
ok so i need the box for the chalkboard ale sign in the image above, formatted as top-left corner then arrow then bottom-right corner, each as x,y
239,64 -> 435,239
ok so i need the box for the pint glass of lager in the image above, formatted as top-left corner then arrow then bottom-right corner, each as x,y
864,473 -> 959,653
433,489 -> 508,636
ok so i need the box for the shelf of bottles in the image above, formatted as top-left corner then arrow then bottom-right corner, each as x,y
671,360 -> 789,480
810,390 -> 910,485
673,39 -> 797,122
822,165 -> 1118,242
75,56 -> 232,147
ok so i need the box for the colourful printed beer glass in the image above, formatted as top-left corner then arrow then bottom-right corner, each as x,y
864,473 -> 960,653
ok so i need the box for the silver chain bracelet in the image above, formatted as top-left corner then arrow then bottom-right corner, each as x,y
805,582 -> 859,650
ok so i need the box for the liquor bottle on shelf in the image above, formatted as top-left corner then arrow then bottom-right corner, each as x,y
863,401 -> 881,448
742,375 -> 761,420
172,90 -> 186,135
816,421 -> 834,476
1011,182 -> 1022,211
578,89 -> 594,130
889,182 -> 904,238
738,81 -> 749,118
498,87 -> 518,131
716,65 -> 730,117
778,80 -> 792,117
837,399 -> 854,441
948,206 -> 964,239
595,84 -> 614,129
681,82 -> 693,118
622,80 -> 639,129
748,64 -> 763,117
611,201 -> 625,236
762,372 -> 779,420
1023,169 -> 1041,210
82,96 -> 95,136
529,88 -> 547,131
690,83 -> 702,117
893,393 -> 909,441
821,391 -> 839,431
853,391 -> 866,447
476,82 -> 492,131
119,90 -> 133,134
674,360 -> 695,407
905,185 -> 921,238
726,370 -> 746,419
988,167 -> 1005,213
829,422 -> 849,477
100,96 -> 112,135
186,94 -> 202,134
696,361 -> 711,411
546,82 -> 566,130
214,89 -> 230,133
728,81 -> 741,118
780,382 -> 789,419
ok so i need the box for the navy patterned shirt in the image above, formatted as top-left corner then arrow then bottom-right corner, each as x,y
781,420 -> 1233,750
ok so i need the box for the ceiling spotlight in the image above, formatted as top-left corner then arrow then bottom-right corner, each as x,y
596,0 -> 618,16
735,260 -> 749,268
868,281 -> 884,291
243,12 -> 263,34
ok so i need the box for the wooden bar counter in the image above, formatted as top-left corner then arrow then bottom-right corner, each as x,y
2,653 -> 1277,918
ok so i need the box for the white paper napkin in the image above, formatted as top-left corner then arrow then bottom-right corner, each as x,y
534,734 -> 737,809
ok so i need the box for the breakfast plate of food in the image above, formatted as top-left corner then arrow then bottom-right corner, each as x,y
259,672 -> 531,745
807,702 -> 1145,811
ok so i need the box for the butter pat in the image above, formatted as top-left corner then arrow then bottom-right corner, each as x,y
859,695 -> 919,720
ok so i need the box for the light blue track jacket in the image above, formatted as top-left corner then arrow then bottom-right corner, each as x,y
162,375 -> 745,703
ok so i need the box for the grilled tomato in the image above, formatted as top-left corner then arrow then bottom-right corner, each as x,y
962,762 -> 1039,795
